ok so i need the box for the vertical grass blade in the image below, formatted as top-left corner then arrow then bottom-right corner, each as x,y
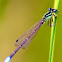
48,0 -> 60,62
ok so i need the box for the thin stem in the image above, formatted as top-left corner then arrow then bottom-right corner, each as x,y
48,0 -> 60,62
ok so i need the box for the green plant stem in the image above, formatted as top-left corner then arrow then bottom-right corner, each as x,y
48,0 -> 60,62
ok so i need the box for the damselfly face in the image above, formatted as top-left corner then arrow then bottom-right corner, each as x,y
48,8 -> 58,13
52,9 -> 57,13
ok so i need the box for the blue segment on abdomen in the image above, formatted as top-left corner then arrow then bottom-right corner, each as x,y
4,56 -> 11,62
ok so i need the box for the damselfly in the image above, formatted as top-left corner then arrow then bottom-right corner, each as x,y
4,8 -> 58,62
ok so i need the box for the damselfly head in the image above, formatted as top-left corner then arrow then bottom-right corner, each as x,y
48,8 -> 58,13
52,9 -> 58,13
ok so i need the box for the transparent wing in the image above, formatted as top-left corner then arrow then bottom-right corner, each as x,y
15,20 -> 42,49
22,29 -> 37,49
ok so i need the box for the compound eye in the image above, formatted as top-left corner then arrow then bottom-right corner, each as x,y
52,9 -> 57,13
48,8 -> 51,11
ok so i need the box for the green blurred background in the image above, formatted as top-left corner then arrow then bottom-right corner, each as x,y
0,0 -> 62,62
